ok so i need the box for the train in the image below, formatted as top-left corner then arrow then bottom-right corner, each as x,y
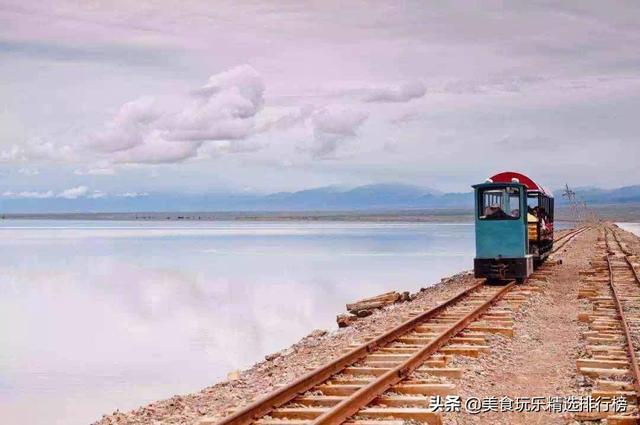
473,171 -> 554,282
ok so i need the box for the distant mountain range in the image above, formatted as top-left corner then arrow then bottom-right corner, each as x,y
566,185 -> 640,205
1,183 -> 639,213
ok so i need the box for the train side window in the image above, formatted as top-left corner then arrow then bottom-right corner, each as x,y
478,187 -> 521,220
508,190 -> 521,218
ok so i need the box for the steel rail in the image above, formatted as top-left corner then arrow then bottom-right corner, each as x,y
554,224 -> 590,243
604,228 -> 640,397
310,282 -> 515,425
554,227 -> 583,243
610,228 -> 640,295
550,225 -> 589,254
215,281 -> 487,425
611,228 -> 640,285
611,226 -> 634,256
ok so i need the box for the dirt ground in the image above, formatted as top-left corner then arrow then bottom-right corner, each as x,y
96,225 -> 640,425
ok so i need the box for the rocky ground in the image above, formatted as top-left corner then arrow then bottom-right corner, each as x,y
96,225 -> 640,425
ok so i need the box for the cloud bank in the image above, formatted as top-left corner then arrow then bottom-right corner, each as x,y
0,139 -> 77,163
89,65 -> 265,165
1,187 -> 149,200
2,186 -> 90,199
3,1 -> 640,194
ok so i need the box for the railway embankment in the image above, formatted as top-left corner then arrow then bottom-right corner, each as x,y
96,224 -> 640,425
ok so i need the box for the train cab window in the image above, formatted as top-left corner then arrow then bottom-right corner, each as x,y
478,187 -> 521,220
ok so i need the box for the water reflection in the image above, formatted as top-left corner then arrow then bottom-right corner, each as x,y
618,222 -> 640,237
0,220 -> 475,424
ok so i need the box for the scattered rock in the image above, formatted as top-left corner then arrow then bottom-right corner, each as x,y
336,313 -> 356,328
264,352 -> 280,361
278,347 -> 295,357
308,329 -> 327,338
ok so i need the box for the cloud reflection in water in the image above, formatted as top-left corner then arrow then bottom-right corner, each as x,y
0,220 -> 474,424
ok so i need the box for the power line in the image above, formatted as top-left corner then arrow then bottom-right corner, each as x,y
562,183 -> 597,223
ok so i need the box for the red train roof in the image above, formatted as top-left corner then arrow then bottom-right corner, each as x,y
488,171 -> 552,197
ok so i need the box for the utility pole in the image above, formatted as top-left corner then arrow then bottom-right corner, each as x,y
562,184 -> 578,222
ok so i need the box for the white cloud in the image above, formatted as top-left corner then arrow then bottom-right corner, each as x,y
74,166 -> 116,175
363,81 -> 426,103
312,108 -> 368,136
256,105 -> 370,160
0,138 -> 76,163
198,139 -> 267,159
89,65 -> 266,165
196,65 -> 265,102
258,106 -> 314,133
170,65 -> 264,142
110,131 -> 202,164
116,192 -> 149,198
4,3 -> 640,192
88,190 -> 108,199
18,167 -> 40,176
2,190 -> 55,199
91,97 -> 164,153
2,187 -> 152,200
57,186 -> 89,199
305,107 -> 368,158
390,110 -> 421,126
3,186 -> 91,200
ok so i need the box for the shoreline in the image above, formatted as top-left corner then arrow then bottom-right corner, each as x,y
94,271 -> 482,424
3,204 -> 640,223
0,214 -> 607,224
1,210 -> 474,223
95,225 -> 640,424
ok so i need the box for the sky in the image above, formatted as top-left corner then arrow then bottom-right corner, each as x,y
1,0 -> 640,202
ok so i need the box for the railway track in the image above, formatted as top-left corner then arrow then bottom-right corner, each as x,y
576,226 -> 640,423
206,226 -> 589,425
551,225 -> 591,254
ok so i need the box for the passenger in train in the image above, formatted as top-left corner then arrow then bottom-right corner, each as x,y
484,205 -> 510,219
